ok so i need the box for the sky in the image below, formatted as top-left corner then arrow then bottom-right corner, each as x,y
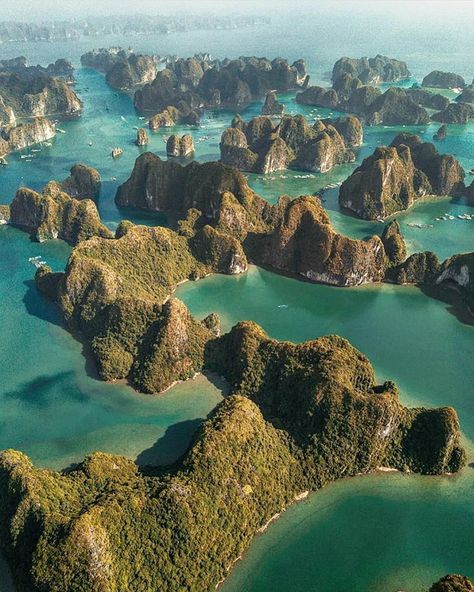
1,0 -> 472,21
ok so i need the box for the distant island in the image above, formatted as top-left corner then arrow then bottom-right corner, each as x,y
0,14 -> 270,44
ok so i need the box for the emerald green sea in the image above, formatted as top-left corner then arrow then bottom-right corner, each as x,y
0,3 -> 473,590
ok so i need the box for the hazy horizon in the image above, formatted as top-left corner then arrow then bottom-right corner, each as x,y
1,0 -> 472,22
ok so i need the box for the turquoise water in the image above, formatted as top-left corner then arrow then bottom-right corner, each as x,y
0,225 -> 223,470
0,4 -> 474,590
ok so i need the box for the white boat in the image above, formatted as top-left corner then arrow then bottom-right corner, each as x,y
121,116 -> 127,122
56,128 -> 66,134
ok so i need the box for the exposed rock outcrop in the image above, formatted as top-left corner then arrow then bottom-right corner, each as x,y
339,133 -> 465,219
365,87 -> 430,125
0,117 -> 55,155
381,220 -> 407,266
261,90 -> 284,115
433,124 -> 447,141
405,88 -> 450,111
166,134 -> 195,158
59,164 -> 101,201
332,55 -> 410,85
220,114 -> 361,174
9,183 -> 111,244
149,104 -> 200,130
136,127 -> 149,146
81,48 -> 157,89
422,70 -> 466,89
247,195 -> 386,286
387,251 -> 474,316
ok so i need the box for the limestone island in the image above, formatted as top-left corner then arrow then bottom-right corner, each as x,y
0,56 -> 82,157
220,113 -> 362,173
135,54 -> 308,128
339,133 -> 465,219
0,318 -> 466,590
296,56 -> 473,125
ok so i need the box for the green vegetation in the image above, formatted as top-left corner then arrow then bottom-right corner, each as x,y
429,575 -> 474,592
0,324 -> 465,591
9,183 -> 111,245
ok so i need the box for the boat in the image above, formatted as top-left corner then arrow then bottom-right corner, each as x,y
56,128 -> 66,134
120,116 -> 127,122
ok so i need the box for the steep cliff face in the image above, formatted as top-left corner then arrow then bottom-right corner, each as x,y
166,134 -> 195,157
248,195 -> 386,286
9,183 -> 111,244
339,134 -> 465,219
261,90 -> 284,115
436,253 -> 474,312
339,145 -> 429,219
0,325 -> 465,591
59,164 -> 102,201
220,114 -> 361,174
135,127 -> 149,146
0,117 -> 55,154
332,55 -> 410,84
21,77 -> 83,117
365,87 -> 430,125
115,154 -> 394,288
386,250 -> 473,315
115,153 -> 263,224
81,48 -> 157,89
390,133 -> 465,196
380,220 -> 407,266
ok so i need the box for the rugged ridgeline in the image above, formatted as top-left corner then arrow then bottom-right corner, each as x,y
115,153 -> 388,286
0,321 -> 465,591
297,56 -> 472,125
36,220 -> 246,392
6,165 -> 109,244
81,48 -> 158,90
132,55 -> 308,127
114,154 -> 474,315
331,55 -> 411,84
220,113 -> 362,173
339,133 -> 465,219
